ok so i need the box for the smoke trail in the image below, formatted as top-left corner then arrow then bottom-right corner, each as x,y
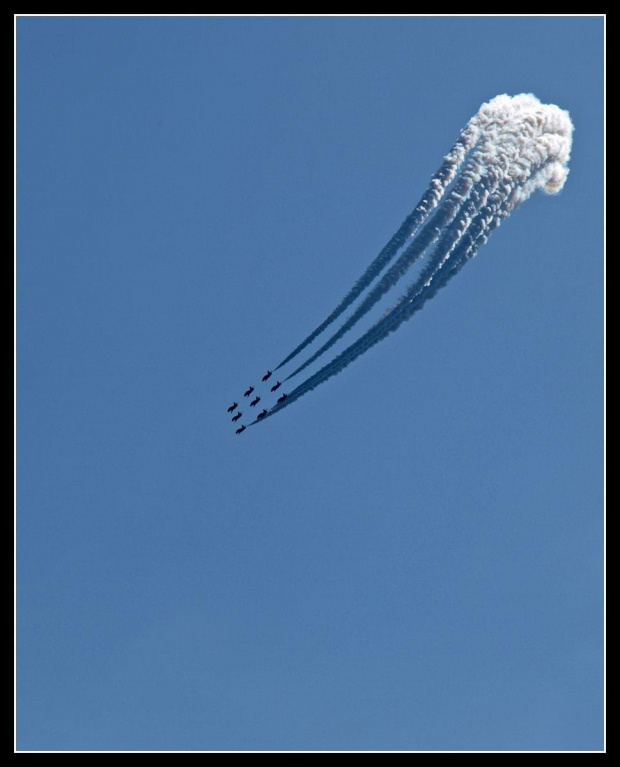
275,160 -> 565,414
258,189 -> 510,421
249,94 -> 572,426
273,121 -> 481,371
266,164 -> 562,421
278,95 -> 572,382
283,167 -> 501,382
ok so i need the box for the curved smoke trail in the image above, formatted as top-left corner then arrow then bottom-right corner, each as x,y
266,180 -> 508,417
283,167 -> 500,382
249,94 -> 572,427
273,121 -> 481,371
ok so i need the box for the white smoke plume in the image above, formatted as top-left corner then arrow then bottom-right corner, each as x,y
248,94 -> 572,426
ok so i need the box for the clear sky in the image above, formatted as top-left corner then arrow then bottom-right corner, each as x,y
17,16 -> 604,751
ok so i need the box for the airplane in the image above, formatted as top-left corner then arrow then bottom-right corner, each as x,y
250,396 -> 261,407
276,393 -> 288,404
243,386 -> 255,398
235,425 -> 246,435
270,381 -> 282,392
227,402 -> 238,413
231,412 -> 242,422
261,371 -> 272,382
257,409 -> 268,419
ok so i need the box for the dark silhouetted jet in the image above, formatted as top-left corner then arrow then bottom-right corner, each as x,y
276,393 -> 288,404
270,381 -> 281,392
235,425 -> 246,435
261,371 -> 272,382
227,402 -> 238,413
257,409 -> 268,419
231,412 -> 242,423
250,396 -> 261,407
243,386 -> 254,398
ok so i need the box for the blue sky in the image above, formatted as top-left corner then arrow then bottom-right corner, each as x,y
17,16 -> 604,751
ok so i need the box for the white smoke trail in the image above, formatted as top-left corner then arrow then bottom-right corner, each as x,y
270,171 -> 559,416
269,188 -> 507,415
273,121 -> 481,371
278,96 -> 572,382
250,94 -> 572,425
275,160 -> 568,413
283,167 -> 501,382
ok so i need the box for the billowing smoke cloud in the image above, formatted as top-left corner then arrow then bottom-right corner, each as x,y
244,94 -> 572,427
